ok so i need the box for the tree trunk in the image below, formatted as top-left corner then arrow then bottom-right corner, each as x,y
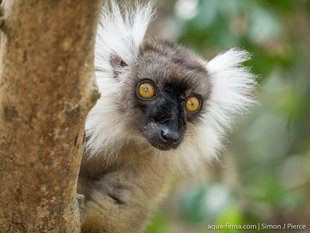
0,0 -> 102,232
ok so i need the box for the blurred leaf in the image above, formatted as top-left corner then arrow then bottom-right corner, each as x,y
145,212 -> 170,233
246,174 -> 286,205
270,89 -> 308,119
216,204 -> 243,233
277,190 -> 302,210
179,184 -> 231,224
179,185 -> 209,223
261,0 -> 295,12
248,7 -> 282,44
194,0 -> 219,30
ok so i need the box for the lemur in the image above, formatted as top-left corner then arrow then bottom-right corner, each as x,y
78,1 -> 256,232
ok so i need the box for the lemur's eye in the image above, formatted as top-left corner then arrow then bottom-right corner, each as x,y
186,96 -> 200,112
138,82 -> 155,99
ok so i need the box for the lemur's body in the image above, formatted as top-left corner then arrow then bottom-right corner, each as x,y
78,1 -> 256,232
79,144 -> 170,233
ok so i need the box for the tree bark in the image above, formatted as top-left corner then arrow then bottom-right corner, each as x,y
0,0 -> 102,232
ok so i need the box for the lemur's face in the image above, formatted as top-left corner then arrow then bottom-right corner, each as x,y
135,78 -> 191,150
126,39 -> 211,151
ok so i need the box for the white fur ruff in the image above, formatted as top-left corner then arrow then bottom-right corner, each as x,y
85,0 -> 153,158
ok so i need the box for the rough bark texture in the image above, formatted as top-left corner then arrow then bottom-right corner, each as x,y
0,0 -> 102,232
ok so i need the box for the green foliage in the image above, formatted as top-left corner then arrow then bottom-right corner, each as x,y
179,184 -> 231,224
145,212 -> 171,233
216,204 -> 243,233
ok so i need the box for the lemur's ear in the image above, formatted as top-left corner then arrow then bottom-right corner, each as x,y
94,0 -> 154,77
110,54 -> 128,78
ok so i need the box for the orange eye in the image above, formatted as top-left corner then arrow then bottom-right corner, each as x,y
186,96 -> 200,112
138,82 -> 155,99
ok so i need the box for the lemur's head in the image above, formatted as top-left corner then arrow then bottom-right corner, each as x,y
111,39 -> 211,151
85,1 -> 256,169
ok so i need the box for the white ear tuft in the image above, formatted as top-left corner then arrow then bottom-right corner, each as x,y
95,0 -> 154,73
207,48 -> 257,123
198,49 -> 257,160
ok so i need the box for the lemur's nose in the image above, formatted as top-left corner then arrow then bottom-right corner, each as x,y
160,128 -> 180,145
